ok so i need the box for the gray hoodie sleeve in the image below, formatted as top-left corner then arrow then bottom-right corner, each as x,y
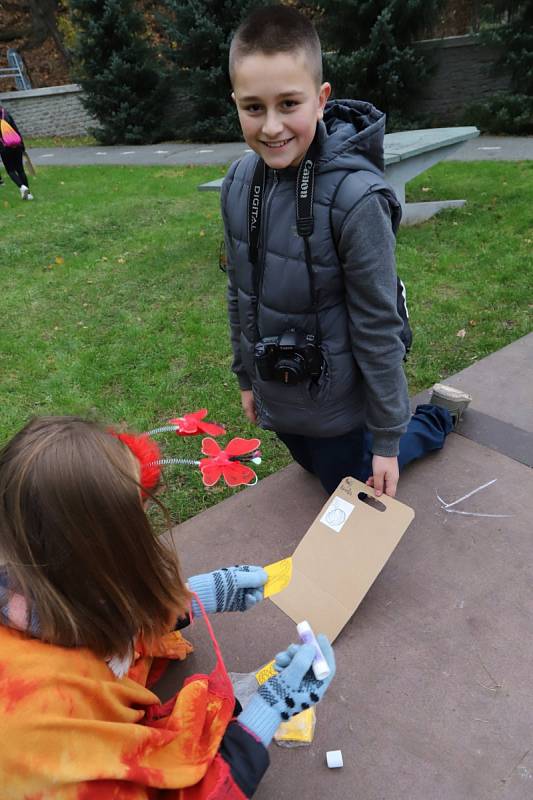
221,167 -> 253,391
337,191 -> 410,456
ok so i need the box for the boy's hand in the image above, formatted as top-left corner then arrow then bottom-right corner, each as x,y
241,389 -> 257,424
367,455 -> 399,497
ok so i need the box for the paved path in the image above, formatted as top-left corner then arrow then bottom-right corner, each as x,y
28,135 -> 533,166
28,141 -> 253,166
161,333 -> 533,800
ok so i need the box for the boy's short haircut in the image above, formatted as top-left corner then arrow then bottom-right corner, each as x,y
229,5 -> 323,87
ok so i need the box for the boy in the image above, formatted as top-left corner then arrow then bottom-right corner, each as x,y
222,5 -> 470,497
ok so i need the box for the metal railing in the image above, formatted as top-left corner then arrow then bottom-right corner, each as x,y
0,49 -> 32,91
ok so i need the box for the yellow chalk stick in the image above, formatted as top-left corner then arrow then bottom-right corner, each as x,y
263,557 -> 293,598
255,659 -> 277,685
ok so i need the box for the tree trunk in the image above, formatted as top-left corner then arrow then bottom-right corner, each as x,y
0,27 -> 33,42
0,1 -> 30,10
25,0 -> 71,63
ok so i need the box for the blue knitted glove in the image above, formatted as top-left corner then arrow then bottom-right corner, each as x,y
238,635 -> 336,747
188,565 -> 267,615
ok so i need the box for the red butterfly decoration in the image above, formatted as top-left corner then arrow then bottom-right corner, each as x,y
111,432 -> 162,497
199,437 -> 261,487
168,409 -> 225,437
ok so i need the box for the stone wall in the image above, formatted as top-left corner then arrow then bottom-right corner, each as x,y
0,84 -> 95,137
415,34 -> 511,122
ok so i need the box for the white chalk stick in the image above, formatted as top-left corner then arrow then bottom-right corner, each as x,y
326,750 -> 343,768
297,620 -> 331,680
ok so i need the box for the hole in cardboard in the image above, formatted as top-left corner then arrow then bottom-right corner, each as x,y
358,492 -> 386,512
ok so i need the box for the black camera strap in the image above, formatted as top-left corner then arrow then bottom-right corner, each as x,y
295,135 -> 321,341
248,158 -> 266,279
247,132 -> 321,341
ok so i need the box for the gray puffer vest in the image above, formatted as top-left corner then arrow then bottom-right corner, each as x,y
222,100 -> 401,437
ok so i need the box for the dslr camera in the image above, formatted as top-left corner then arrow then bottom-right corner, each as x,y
254,328 -> 323,385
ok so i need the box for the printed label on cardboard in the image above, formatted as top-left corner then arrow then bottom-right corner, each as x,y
320,496 -> 355,533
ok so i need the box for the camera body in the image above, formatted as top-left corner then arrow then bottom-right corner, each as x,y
254,328 -> 323,385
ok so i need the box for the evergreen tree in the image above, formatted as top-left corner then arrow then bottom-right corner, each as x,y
313,0 -> 447,118
485,1 -> 533,95
462,1 -> 533,134
158,0 -> 266,141
70,0 -> 170,144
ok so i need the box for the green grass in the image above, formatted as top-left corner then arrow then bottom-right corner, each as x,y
0,161 -> 531,524
401,162 -> 532,388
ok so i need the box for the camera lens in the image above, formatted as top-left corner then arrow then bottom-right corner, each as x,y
274,355 -> 306,385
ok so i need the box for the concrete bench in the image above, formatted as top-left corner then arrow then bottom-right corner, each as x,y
198,126 -> 480,225
161,333 -> 533,800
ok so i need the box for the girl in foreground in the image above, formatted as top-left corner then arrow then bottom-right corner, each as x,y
0,416 -> 334,798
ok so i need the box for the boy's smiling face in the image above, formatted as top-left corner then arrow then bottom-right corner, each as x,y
232,50 -> 330,169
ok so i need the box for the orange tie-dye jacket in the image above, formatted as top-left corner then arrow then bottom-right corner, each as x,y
0,622 -> 268,799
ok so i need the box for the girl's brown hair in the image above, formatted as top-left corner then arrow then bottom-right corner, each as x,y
0,416 -> 191,658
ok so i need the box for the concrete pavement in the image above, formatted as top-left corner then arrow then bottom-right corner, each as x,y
27,135 -> 533,167
161,333 -> 533,800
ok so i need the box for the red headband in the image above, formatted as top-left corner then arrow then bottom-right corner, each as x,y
111,431 -> 162,498
110,410 -> 261,493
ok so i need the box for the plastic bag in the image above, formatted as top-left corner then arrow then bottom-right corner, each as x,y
228,670 -> 260,711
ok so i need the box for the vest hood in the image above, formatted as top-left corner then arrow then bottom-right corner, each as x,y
317,99 -> 385,175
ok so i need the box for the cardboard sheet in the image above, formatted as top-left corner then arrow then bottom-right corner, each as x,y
272,477 -> 414,641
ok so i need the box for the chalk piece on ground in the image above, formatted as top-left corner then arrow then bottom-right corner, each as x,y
326,750 -> 343,768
